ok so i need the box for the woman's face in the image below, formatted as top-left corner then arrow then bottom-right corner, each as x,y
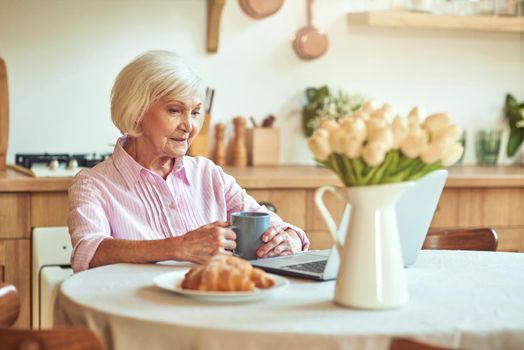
139,97 -> 203,158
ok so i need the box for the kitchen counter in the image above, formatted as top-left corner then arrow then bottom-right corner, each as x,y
0,164 -> 523,192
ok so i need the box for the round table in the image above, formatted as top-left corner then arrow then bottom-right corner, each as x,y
56,250 -> 524,350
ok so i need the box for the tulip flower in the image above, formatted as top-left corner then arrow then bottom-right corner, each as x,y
307,100 -> 463,187
424,113 -> 450,135
308,129 -> 331,161
400,127 -> 428,158
343,138 -> 363,159
362,141 -> 387,166
392,115 -> 409,149
441,142 -> 464,166
339,117 -> 367,142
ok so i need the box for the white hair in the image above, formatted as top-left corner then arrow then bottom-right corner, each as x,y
111,50 -> 206,136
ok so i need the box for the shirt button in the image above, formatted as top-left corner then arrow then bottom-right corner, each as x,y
169,202 -> 176,209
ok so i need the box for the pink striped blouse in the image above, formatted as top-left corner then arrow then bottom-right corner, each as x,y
68,137 -> 309,272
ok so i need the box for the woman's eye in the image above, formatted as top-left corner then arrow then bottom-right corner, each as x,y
192,111 -> 201,117
168,108 -> 181,114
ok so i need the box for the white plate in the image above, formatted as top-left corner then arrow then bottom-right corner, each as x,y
153,269 -> 289,302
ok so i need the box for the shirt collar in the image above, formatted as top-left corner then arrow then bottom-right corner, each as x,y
112,136 -> 191,189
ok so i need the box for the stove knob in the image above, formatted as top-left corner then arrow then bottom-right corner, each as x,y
48,159 -> 59,170
67,158 -> 78,170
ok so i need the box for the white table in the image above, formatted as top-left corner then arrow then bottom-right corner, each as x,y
56,251 -> 524,350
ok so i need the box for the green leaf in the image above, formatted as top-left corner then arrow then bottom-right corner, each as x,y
507,126 -> 524,157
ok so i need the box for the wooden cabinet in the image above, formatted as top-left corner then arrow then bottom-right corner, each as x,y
31,192 -> 69,227
0,193 -> 30,239
0,239 -> 30,328
247,189 -> 306,229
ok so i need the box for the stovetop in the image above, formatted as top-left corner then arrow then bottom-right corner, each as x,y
14,153 -> 111,178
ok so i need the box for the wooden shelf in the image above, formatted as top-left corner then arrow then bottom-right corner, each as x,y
347,11 -> 524,33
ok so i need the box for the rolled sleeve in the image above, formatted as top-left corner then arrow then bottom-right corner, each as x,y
68,172 -> 112,272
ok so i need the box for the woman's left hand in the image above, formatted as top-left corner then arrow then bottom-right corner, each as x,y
256,227 -> 302,258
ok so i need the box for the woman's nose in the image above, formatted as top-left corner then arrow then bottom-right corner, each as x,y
178,113 -> 192,132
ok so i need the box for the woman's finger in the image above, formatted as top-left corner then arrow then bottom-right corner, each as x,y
266,244 -> 291,258
261,226 -> 282,244
222,228 -> 237,240
257,233 -> 286,258
222,237 -> 237,251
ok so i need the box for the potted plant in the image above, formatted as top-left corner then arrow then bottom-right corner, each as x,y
301,86 -> 363,137
504,93 -> 524,159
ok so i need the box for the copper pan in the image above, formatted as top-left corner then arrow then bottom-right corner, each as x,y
292,0 -> 328,60
238,0 -> 284,19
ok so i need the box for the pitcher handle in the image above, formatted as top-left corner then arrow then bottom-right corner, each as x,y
315,185 -> 343,256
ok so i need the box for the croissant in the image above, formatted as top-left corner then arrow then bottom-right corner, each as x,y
181,255 -> 275,292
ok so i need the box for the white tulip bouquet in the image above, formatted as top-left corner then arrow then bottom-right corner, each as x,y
307,101 -> 464,186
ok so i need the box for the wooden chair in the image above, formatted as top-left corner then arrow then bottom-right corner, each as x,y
390,338 -> 454,350
423,228 -> 498,251
0,283 -> 104,350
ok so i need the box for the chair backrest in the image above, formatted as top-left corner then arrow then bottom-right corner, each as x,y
390,338 -> 453,350
0,283 -> 20,328
0,328 -> 104,350
423,228 -> 498,251
0,284 -> 104,350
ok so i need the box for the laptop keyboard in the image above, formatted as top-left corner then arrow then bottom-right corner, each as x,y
284,260 -> 327,274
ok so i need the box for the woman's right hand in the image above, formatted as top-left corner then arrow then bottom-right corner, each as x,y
177,221 -> 236,263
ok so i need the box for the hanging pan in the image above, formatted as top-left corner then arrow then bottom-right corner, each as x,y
239,0 -> 284,19
292,0 -> 328,60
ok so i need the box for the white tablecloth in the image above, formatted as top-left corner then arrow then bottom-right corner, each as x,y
56,250 -> 524,350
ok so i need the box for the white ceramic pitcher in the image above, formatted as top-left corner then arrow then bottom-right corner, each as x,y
315,181 -> 414,309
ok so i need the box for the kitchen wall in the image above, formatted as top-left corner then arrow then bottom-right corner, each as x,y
0,0 -> 522,165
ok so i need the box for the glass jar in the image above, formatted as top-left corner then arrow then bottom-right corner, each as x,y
475,129 -> 502,166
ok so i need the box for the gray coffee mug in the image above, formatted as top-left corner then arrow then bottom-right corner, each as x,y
230,212 -> 270,260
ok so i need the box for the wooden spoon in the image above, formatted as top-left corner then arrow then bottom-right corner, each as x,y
239,0 -> 284,19
292,0 -> 328,60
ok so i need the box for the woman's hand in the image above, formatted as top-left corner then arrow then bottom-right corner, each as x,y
256,227 -> 302,258
178,221 -> 236,263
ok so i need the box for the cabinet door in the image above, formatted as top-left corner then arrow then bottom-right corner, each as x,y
431,188 -> 524,228
31,192 -> 69,227
0,193 -> 30,238
246,189 -> 306,229
0,239 -> 30,328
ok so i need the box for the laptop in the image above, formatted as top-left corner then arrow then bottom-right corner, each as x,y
251,170 -> 448,281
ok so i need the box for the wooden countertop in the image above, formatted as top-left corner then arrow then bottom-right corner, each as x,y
0,165 -> 522,192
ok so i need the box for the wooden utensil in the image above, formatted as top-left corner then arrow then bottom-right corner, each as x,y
292,0 -> 328,61
188,87 -> 214,157
239,0 -> 284,19
213,123 -> 227,166
232,117 -> 247,167
0,58 -> 9,171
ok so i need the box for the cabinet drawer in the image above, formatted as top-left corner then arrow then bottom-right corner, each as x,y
31,192 -> 69,227
306,189 -> 346,232
431,188 -> 524,229
0,193 -> 30,238
0,239 -> 30,328
246,189 -> 306,229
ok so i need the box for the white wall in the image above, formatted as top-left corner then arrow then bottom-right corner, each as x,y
0,0 -> 522,165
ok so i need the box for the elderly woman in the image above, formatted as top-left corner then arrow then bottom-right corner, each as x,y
68,51 -> 309,272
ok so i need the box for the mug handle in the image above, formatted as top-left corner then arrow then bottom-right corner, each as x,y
315,185 -> 343,257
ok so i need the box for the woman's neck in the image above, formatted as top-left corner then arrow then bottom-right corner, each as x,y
123,137 -> 175,179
